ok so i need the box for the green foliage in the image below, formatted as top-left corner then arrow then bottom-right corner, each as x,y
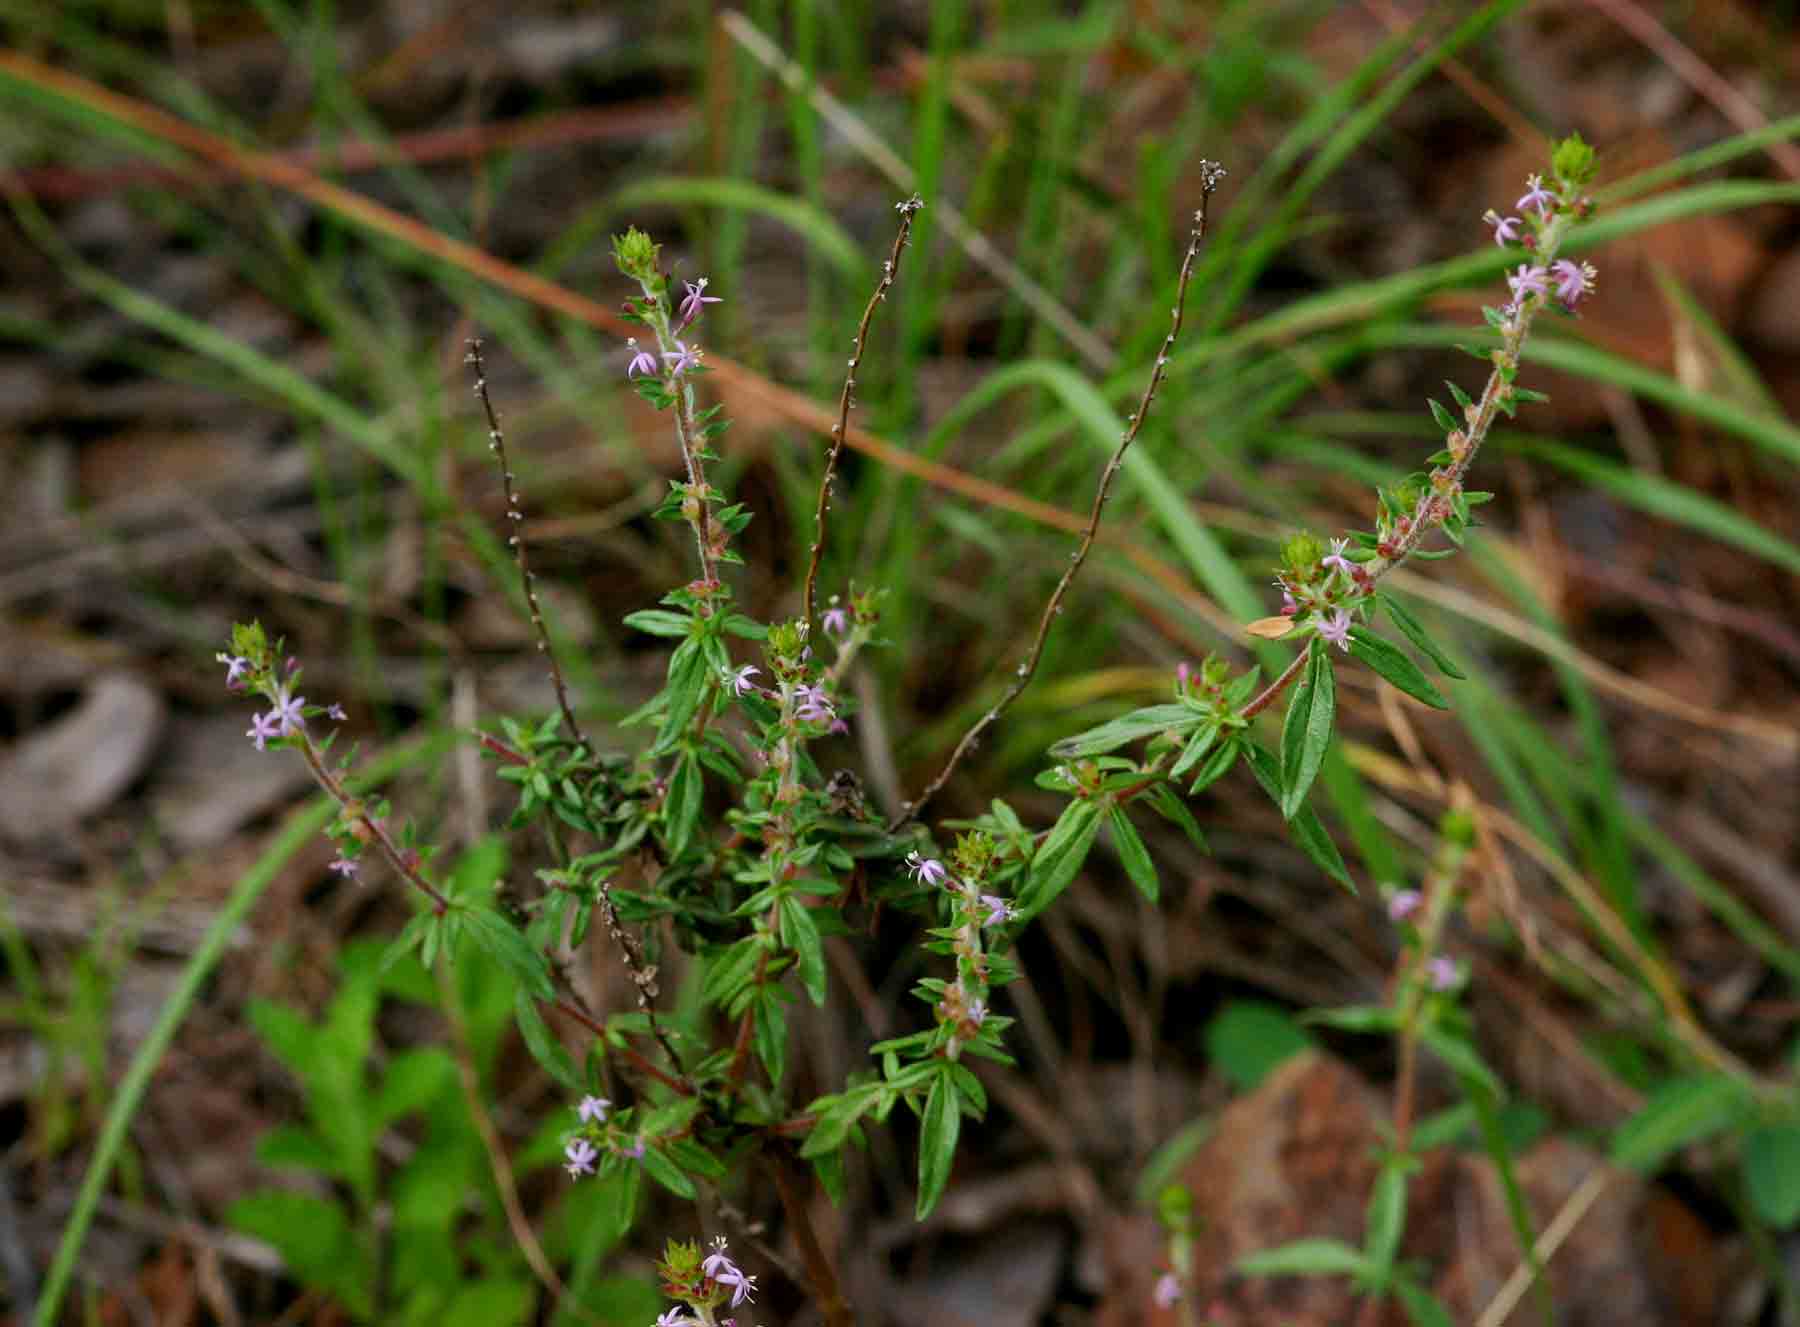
1203,1001 -> 1315,1091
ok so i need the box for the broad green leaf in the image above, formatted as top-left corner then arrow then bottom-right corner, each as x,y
464,908 -> 552,1001
1107,806 -> 1159,903
1016,798 -> 1104,922
1280,639 -> 1336,819
916,1070 -> 961,1220
373,1048 -> 454,1125
228,1191 -> 371,1317
254,1125 -> 338,1176
440,1279 -> 534,1327
1377,594 -> 1465,679
1611,1073 -> 1750,1172
1237,1237 -> 1369,1278
1203,1001 -> 1313,1091
1347,628 -> 1449,709
1744,1124 -> 1800,1228
753,986 -> 789,1087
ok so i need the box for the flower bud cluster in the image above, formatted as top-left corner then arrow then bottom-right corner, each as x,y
653,1235 -> 757,1324
905,831 -> 1018,1058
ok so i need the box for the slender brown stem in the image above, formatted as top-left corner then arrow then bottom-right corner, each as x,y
890,163 -> 1227,832
593,879 -> 688,1083
466,339 -> 590,751
294,736 -> 451,914
767,1146 -> 854,1327
802,196 -> 923,627
667,386 -> 721,605
1237,649 -> 1309,723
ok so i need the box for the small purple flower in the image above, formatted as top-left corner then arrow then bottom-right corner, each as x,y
906,852 -> 948,888
1313,607 -> 1353,652
1388,889 -> 1422,922
1176,661 -> 1192,690
564,1137 -> 599,1178
979,894 -> 1017,928
1516,173 -> 1556,217
828,717 -> 849,736
1153,1272 -> 1182,1309
218,653 -> 250,689
725,664 -> 761,697
663,340 -> 702,376
325,702 -> 347,722
1551,258 -> 1595,309
655,1311 -> 692,1327
718,1271 -> 757,1308
1321,537 -> 1356,577
1483,209 -> 1522,247
328,854 -> 359,879
577,1095 -> 611,1124
701,1237 -> 737,1281
1425,955 -> 1459,991
966,999 -> 987,1027
677,277 -> 721,326
822,606 -> 849,637
269,686 -> 306,736
1507,263 -> 1549,304
794,682 -> 834,723
246,711 -> 282,751
625,338 -> 658,379
621,1135 -> 646,1160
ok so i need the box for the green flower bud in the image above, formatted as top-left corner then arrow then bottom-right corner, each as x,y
1551,133 -> 1597,191
611,226 -> 661,282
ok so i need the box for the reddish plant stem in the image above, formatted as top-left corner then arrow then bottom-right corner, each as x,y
767,1146 -> 854,1327
294,737 -> 451,914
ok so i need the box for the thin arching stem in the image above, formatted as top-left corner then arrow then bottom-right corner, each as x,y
890,163 -> 1228,832
801,195 -> 923,627
466,339 -> 590,752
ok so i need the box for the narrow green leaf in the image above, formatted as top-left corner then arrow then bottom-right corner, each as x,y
621,609 -> 693,638
1015,798 -> 1104,922
1187,736 -> 1240,794
1280,639 -> 1336,819
514,989 -> 580,1092
916,1071 -> 960,1220
753,986 -> 789,1085
1347,628 -> 1450,709
1428,398 -> 1459,434
1049,704 -> 1203,759
1243,742 -> 1355,893
1611,1074 -> 1750,1172
1362,1159 -> 1410,1285
653,643 -> 710,754
780,897 -> 827,1006
1418,1026 -> 1503,1099
638,1144 -> 697,1199
1107,806 -> 1159,903
1378,594 -> 1466,679
1144,782 -> 1209,853
664,752 -> 703,858
1168,720 -> 1221,780
1744,1124 -> 1800,1228
1237,1237 -> 1369,1278
1394,1278 -> 1457,1327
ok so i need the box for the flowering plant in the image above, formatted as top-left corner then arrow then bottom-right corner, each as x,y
222,137 -> 1605,1324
